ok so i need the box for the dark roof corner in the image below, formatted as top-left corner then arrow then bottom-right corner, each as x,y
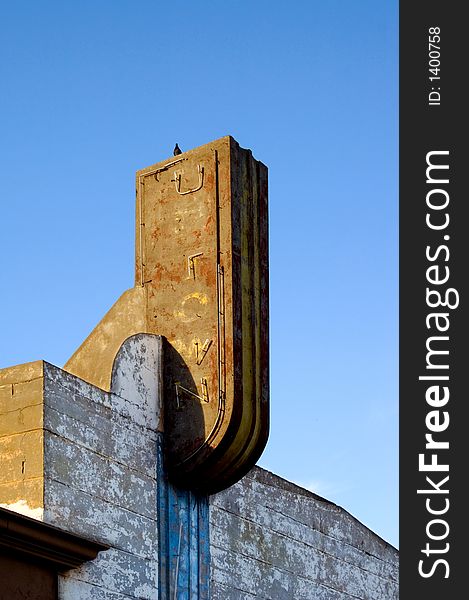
0,506 -> 109,571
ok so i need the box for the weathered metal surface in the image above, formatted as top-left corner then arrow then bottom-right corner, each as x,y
136,136 -> 269,492
64,136 -> 269,494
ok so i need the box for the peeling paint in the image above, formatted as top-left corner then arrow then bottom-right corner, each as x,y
38,336 -> 163,598
0,499 -> 44,520
210,468 -> 398,599
1,334 -> 398,599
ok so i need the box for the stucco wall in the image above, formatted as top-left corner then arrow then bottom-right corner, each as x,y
1,334 -> 398,599
43,335 -> 163,599
210,468 -> 398,599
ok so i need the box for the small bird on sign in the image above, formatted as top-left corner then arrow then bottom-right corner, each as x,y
173,143 -> 182,156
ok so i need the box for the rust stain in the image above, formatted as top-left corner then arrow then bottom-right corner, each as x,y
137,137 -> 269,493
62,136 -> 269,495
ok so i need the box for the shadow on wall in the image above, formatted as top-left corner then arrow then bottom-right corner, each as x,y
163,340 -> 206,481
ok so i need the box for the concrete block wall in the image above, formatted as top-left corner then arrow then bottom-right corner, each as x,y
1,334 -> 398,598
47,335 -> 162,599
210,468 -> 398,599
45,364 -> 158,597
0,335 -> 163,599
0,361 -> 46,519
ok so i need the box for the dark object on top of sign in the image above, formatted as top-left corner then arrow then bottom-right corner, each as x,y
65,136 -> 269,494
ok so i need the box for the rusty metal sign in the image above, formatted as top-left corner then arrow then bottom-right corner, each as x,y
65,136 -> 269,494
136,136 -> 269,492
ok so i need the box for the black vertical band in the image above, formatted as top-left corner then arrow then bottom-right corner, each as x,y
400,3 -> 467,596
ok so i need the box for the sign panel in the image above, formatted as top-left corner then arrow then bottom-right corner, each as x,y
136,136 -> 269,492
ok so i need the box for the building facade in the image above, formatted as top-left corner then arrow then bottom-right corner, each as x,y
1,335 -> 398,599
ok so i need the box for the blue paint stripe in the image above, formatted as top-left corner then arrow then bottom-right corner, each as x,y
198,497 -> 210,600
157,434 -> 210,600
157,437 -> 169,599
189,493 -> 199,598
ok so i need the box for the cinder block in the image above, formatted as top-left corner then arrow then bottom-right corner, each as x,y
0,335 -> 162,598
61,547 -> 157,599
210,468 -> 399,600
0,370 -> 45,516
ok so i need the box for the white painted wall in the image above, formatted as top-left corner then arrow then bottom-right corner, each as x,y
16,333 -> 398,599
210,468 -> 398,599
43,334 -> 163,599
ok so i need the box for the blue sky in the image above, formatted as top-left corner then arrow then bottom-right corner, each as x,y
0,1 -> 398,546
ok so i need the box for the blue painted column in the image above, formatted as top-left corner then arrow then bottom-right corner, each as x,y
157,436 -> 210,600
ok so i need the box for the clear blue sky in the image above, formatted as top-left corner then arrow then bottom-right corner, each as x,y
0,1 -> 398,546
